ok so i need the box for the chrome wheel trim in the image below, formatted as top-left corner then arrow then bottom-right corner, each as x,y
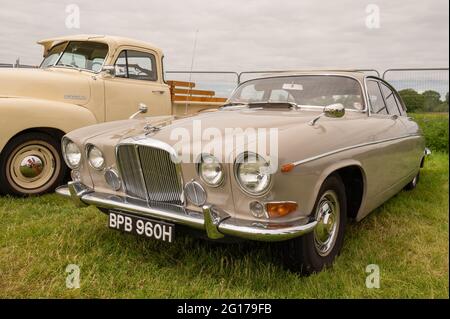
7,141 -> 59,192
412,175 -> 418,187
313,190 -> 340,257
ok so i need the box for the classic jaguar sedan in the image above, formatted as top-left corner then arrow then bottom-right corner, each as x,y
57,71 -> 429,274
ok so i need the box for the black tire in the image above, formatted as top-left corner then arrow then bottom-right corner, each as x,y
404,171 -> 420,191
281,174 -> 347,275
0,132 -> 67,196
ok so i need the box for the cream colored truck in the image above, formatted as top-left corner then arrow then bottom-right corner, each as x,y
0,34 -> 225,196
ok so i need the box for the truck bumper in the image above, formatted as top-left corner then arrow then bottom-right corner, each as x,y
56,182 -> 317,242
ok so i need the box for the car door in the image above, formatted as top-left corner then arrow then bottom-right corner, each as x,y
104,48 -> 171,121
364,79 -> 410,197
379,81 -> 422,177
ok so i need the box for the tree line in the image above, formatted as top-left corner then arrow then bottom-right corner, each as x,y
399,89 -> 449,113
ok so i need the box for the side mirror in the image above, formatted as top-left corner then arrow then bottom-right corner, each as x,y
129,103 -> 149,119
100,65 -> 115,77
324,103 -> 345,118
309,103 -> 345,126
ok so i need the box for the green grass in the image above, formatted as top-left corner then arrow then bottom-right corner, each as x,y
410,113 -> 449,153
0,154 -> 448,298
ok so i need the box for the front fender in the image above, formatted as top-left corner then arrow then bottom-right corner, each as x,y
0,97 -> 98,152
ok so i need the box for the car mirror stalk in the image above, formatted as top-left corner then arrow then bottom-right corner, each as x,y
309,103 -> 345,126
129,103 -> 149,119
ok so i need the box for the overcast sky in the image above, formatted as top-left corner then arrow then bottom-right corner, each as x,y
0,0 -> 448,72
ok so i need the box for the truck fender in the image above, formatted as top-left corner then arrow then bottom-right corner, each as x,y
0,98 -> 98,152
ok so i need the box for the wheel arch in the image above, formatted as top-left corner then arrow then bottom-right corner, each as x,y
313,160 -> 367,221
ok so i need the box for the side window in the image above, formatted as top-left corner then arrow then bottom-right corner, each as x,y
114,51 -> 128,78
380,83 -> 401,116
114,50 -> 157,81
367,81 -> 388,115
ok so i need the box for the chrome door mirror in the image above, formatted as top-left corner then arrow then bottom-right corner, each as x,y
309,104 -> 345,126
324,103 -> 345,118
100,65 -> 115,78
129,103 -> 148,119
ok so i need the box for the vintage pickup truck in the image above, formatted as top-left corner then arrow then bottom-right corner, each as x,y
0,34 -> 225,196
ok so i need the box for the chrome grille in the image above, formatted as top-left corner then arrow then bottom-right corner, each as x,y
116,144 -> 183,205
116,144 -> 147,200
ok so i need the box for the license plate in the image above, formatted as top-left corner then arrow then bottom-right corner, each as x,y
108,210 -> 174,243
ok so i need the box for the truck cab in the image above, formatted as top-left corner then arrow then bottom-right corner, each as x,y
0,35 -> 224,196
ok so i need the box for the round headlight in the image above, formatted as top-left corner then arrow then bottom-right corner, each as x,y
235,152 -> 272,196
198,154 -> 224,187
62,138 -> 81,169
87,144 -> 105,170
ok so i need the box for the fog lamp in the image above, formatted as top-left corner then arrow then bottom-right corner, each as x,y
249,201 -> 266,218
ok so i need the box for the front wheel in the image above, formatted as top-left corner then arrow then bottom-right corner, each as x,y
281,174 -> 347,275
0,132 -> 67,196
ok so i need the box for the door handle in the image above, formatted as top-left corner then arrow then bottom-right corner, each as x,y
152,90 -> 165,94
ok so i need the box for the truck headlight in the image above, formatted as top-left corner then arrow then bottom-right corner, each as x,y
87,144 -> 105,170
62,138 -> 81,169
235,152 -> 272,196
197,154 -> 224,187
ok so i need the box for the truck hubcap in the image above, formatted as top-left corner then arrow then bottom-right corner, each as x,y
7,142 -> 59,192
314,190 -> 340,256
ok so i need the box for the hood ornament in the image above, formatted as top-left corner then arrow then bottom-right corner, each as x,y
144,123 -> 162,135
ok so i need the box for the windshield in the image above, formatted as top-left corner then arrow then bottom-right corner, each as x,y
40,42 -> 66,68
229,76 -> 365,110
40,41 -> 108,72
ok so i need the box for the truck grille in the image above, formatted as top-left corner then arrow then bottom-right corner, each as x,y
116,144 -> 183,205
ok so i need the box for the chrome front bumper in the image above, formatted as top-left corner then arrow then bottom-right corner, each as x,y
56,182 -> 317,242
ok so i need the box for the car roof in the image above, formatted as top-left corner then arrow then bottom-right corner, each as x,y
37,34 -> 163,56
247,70 -> 368,82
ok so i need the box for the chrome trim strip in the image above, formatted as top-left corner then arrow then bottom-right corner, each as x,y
290,134 -> 422,167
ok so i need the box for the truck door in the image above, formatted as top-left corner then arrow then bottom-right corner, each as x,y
104,49 -> 171,121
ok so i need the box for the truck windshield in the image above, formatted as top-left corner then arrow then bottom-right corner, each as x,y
228,75 -> 365,110
41,41 -> 108,72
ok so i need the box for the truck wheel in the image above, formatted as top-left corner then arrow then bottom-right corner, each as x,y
281,174 -> 347,275
0,132 -> 66,196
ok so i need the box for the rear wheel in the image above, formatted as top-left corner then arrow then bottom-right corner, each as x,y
0,132 -> 67,196
281,174 -> 347,275
404,171 -> 420,191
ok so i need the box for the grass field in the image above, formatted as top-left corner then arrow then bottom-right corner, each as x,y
0,152 -> 448,298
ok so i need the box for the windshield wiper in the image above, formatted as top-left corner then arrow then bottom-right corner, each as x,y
53,63 -> 82,71
247,101 -> 300,110
221,102 -> 248,107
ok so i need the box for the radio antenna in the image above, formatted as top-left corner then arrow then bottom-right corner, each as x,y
185,29 -> 199,115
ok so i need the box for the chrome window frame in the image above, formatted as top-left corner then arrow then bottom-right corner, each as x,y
365,76 -> 408,117
112,49 -> 158,82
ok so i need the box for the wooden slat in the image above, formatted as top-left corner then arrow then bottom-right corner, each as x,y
172,95 -> 227,103
172,88 -> 216,96
166,80 -> 195,88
